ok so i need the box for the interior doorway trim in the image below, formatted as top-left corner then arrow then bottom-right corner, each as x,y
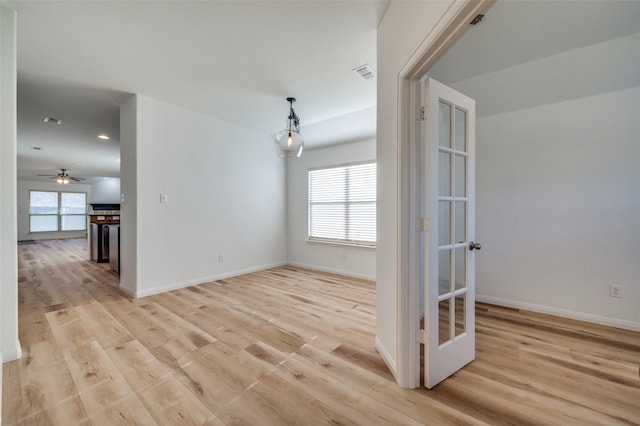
395,0 -> 495,388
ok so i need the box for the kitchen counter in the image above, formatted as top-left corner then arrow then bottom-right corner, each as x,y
89,214 -> 120,224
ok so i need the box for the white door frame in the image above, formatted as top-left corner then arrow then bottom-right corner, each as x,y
395,0 -> 495,389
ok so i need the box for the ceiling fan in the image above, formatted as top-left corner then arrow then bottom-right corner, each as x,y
37,168 -> 86,184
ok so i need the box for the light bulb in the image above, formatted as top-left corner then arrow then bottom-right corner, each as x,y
287,132 -> 293,148
57,177 -> 63,184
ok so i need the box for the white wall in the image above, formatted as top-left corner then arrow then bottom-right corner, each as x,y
475,87 -> 640,329
1,9 -> 20,406
287,139 -> 376,280
121,94 -> 287,297
16,180 -> 92,241
90,177 -> 120,203
438,33 -> 640,330
437,32 -> 640,330
377,0 -> 455,376
119,96 -> 137,296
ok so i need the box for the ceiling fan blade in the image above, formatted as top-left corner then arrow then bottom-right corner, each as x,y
69,177 -> 85,181
36,174 -> 57,177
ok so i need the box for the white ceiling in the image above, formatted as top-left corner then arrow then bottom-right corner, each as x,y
10,0 -> 640,183
429,0 -> 640,117
7,0 -> 387,182
430,0 -> 640,85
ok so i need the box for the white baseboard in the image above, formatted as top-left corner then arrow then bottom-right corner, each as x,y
477,295 -> 640,332
132,261 -> 288,298
286,262 -> 375,282
119,284 -> 135,298
374,336 -> 397,379
1,340 -> 22,363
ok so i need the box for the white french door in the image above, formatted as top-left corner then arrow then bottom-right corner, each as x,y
423,78 -> 478,389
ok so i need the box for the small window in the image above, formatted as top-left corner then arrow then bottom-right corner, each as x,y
29,190 -> 87,233
308,162 -> 376,247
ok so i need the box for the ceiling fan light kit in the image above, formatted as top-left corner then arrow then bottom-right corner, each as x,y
274,97 -> 304,159
37,168 -> 86,184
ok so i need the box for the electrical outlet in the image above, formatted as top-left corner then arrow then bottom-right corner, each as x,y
609,284 -> 623,298
218,254 -> 224,263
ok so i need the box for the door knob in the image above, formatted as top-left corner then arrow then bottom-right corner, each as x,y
469,241 -> 482,251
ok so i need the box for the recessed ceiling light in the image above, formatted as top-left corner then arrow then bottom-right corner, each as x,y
98,134 -> 110,140
43,116 -> 62,125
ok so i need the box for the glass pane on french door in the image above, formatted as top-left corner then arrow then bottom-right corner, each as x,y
438,100 -> 469,347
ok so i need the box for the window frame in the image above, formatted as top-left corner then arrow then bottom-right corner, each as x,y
307,161 -> 377,248
29,190 -> 87,233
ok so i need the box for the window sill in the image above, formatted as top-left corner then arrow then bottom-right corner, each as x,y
306,239 -> 376,249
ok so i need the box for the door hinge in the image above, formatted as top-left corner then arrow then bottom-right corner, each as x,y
417,329 -> 425,344
418,217 -> 428,233
417,106 -> 426,121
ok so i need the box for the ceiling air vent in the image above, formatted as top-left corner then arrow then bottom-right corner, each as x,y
43,116 -> 62,125
353,64 -> 376,80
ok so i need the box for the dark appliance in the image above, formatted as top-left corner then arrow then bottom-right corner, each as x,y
108,224 -> 120,274
88,203 -> 120,264
90,223 -> 110,263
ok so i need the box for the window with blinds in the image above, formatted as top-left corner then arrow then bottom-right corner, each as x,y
29,190 -> 87,233
308,162 -> 376,247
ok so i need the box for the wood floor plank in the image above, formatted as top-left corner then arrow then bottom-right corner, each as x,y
2,359 -> 24,424
18,304 -> 55,347
138,375 -> 216,425
77,374 -> 133,415
19,359 -> 77,415
199,341 -> 275,390
3,238 -> 640,425
292,343 -> 488,425
39,395 -> 89,425
47,317 -> 93,352
479,309 -> 640,364
270,349 -> 427,426
106,341 -> 171,393
63,340 -> 125,393
139,302 -> 217,350
467,351 -> 640,424
166,356 -> 259,423
87,394 -> 157,426
18,340 -> 65,375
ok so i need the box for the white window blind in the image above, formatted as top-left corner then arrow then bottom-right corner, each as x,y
308,162 -> 376,246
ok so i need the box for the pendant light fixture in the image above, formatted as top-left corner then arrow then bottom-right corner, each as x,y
274,97 -> 304,159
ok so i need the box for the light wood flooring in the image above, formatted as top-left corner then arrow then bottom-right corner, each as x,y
3,238 -> 640,425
